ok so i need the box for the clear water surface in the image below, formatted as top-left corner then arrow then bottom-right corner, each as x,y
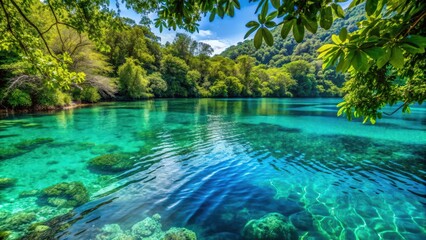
0,98 -> 425,239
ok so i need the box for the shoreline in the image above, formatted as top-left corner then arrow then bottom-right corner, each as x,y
0,102 -> 96,118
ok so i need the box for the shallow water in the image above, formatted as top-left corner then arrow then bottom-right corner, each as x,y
0,98 -> 425,239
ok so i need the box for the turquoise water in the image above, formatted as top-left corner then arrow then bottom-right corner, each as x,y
0,98 -> 425,239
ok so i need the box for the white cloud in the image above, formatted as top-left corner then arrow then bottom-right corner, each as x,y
200,39 -> 231,55
198,30 -> 213,37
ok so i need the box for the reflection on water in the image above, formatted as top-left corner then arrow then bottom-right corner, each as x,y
0,99 -> 425,240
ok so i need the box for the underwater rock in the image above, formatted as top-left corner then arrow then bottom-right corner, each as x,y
0,178 -> 17,190
19,190 -> 40,198
88,153 -> 135,173
0,147 -> 26,160
163,227 -> 197,240
289,211 -> 314,231
13,138 -> 54,150
131,214 -> 163,239
0,211 -> 36,232
242,212 -> 298,240
96,224 -> 135,240
38,182 -> 89,208
21,211 -> 74,240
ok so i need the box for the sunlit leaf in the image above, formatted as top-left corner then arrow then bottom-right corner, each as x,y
389,47 -> 404,68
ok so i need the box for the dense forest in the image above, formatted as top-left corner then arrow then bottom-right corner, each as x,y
0,4 -> 363,111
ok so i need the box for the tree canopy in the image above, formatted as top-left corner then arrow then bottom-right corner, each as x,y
0,0 -> 425,122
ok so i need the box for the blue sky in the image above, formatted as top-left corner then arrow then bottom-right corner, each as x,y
114,1 -> 351,54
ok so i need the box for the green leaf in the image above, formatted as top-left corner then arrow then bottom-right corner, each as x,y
234,0 -> 241,9
405,35 -> 426,48
261,1 -> 269,18
293,21 -> 305,43
209,9 -> 216,22
262,27 -> 274,46
320,7 -> 333,30
301,15 -> 318,34
331,34 -> 342,44
317,44 -> 338,53
255,0 -> 266,14
342,51 -> 356,72
266,11 -> 278,21
323,49 -> 342,69
281,19 -> 294,39
377,47 -> 391,68
254,28 -> 263,49
364,47 -> 385,60
339,28 -> 348,42
271,0 -> 280,9
246,21 -> 259,28
389,47 -> 404,68
349,0 -> 364,8
351,50 -> 367,71
337,106 -> 345,116
318,46 -> 338,59
229,6 -> 235,17
401,43 -> 425,54
335,53 -> 346,72
366,0 -> 378,16
265,21 -> 276,28
332,3 -> 345,18
244,26 -> 258,39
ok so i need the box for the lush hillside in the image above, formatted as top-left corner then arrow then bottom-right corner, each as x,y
221,5 -> 364,67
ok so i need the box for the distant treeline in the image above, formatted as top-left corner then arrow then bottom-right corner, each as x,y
0,4 -> 364,110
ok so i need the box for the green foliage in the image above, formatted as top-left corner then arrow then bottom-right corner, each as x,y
147,73 -> 167,97
317,0 -> 426,122
7,89 -> 32,108
81,87 -> 101,103
161,54 -> 190,97
36,89 -> 72,108
226,76 -> 244,97
210,80 -> 228,97
118,58 -> 152,99
284,60 -> 317,97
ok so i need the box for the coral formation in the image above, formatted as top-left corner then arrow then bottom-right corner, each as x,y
38,182 -> 89,208
164,227 -> 197,240
95,214 -> 198,240
96,224 -> 135,240
131,213 -> 163,239
242,212 -> 298,240
88,153 -> 135,173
